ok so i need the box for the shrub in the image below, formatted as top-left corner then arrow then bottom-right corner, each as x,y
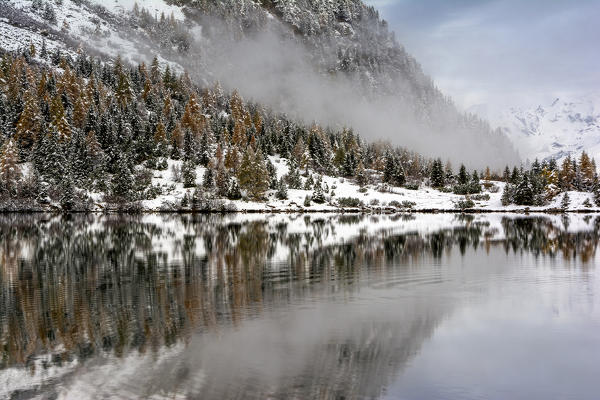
453,182 -> 481,195
471,193 -> 490,201
144,184 -> 163,200
454,196 -> 475,210
337,197 -> 362,208
401,200 -> 416,209
388,200 -> 401,208
404,182 -> 419,190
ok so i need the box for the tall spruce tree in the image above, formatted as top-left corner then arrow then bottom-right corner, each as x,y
430,158 -> 444,188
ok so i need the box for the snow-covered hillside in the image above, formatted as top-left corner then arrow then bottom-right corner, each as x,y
472,94 -> 600,165
0,0 -> 185,69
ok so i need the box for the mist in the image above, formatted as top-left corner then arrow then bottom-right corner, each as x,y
114,8 -> 521,169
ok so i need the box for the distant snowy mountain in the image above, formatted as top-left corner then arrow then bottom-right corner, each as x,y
472,95 -> 600,165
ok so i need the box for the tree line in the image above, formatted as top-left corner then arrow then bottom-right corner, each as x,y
0,49 -> 598,211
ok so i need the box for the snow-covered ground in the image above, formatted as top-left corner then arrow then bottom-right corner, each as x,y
72,155 -> 600,213
0,0 -> 186,69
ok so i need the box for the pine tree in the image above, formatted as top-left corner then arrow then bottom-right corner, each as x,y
457,164 -> 469,185
560,191 -> 570,211
393,163 -> 406,187
484,166 -> 491,181
342,150 -> 357,177
59,172 -> 76,211
227,178 -> 242,200
181,93 -> 204,135
558,156 -> 575,191
593,176 -> 600,206
503,166 -> 511,182
285,160 -> 302,189
16,89 -> 41,148
514,174 -> 534,206
292,138 -> 308,170
469,170 -> 481,193
430,158 -> 444,188
276,177 -> 288,200
49,95 -> 70,140
110,155 -> 135,202
383,153 -> 396,184
304,174 -> 314,190
355,160 -> 367,187
510,167 -> 520,184
312,183 -> 326,203
215,163 -> 229,197
237,147 -> 269,200
578,151 -> 595,190
0,138 -> 21,195
444,160 -> 454,184
115,69 -> 133,109
266,160 -> 278,189
182,160 -> 196,188
202,166 -> 214,189
501,183 -> 513,206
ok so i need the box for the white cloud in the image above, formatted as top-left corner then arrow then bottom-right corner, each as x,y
366,0 -> 600,112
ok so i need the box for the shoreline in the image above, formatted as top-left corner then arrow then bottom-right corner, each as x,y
1,207 -> 599,214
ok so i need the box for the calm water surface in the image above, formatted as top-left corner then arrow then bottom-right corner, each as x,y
0,213 -> 599,399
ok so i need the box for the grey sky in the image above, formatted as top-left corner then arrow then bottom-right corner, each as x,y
366,0 -> 600,111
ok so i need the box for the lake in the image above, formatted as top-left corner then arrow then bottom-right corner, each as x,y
1,213 -> 599,400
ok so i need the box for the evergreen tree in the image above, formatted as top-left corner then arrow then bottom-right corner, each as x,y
355,160 -> 367,187
312,184 -> 326,203
501,183 -> 513,206
16,89 -> 41,148
227,178 -> 242,200
560,191 -> 570,211
49,94 -> 70,140
593,177 -> 600,206
110,155 -> 135,202
202,166 -> 214,189
383,154 -> 395,184
578,151 -> 595,190
304,174 -> 314,190
276,177 -> 288,200
558,156 -> 575,191
0,138 -> 21,195
59,172 -> 76,211
237,147 -> 269,200
342,150 -> 357,177
393,163 -> 406,187
514,174 -> 534,206
503,166 -> 511,182
285,160 -> 302,189
457,164 -> 469,185
182,160 -> 196,188
266,160 -> 278,189
444,161 -> 454,184
430,158 -> 444,187
215,164 -> 229,197
510,167 -> 520,184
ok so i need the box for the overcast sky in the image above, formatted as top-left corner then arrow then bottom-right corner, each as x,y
366,0 -> 600,112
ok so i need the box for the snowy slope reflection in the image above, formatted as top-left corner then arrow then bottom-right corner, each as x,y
0,213 -> 599,399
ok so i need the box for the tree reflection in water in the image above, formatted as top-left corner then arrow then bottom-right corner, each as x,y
0,213 -> 598,399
